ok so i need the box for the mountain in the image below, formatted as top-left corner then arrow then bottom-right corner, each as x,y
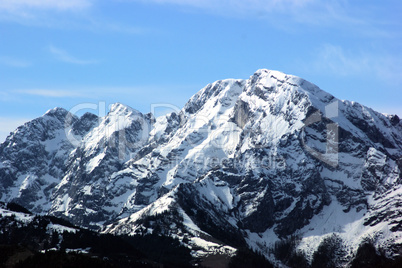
1,69 -> 402,266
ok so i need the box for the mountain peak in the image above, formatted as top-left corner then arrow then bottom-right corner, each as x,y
251,68 -> 297,82
44,107 -> 70,119
108,102 -> 142,117
252,68 -> 283,77
1,70 -> 402,265
250,68 -> 321,93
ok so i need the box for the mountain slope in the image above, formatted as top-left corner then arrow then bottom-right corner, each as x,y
1,69 -> 401,265
0,108 -> 98,213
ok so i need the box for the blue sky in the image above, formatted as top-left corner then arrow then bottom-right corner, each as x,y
0,0 -> 401,142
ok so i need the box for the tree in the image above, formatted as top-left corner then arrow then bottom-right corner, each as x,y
312,234 -> 346,268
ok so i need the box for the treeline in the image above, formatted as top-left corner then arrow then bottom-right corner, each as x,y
0,202 -> 274,267
6,202 -> 402,267
271,234 -> 402,268
0,204 -> 192,267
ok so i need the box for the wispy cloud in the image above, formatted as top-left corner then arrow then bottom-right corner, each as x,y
0,56 -> 31,67
133,0 -> 312,10
133,0 -> 315,20
312,44 -> 369,76
0,1 -> 148,35
17,89 -> 84,98
130,0 -> 329,19
0,0 -> 93,28
308,43 -> 402,84
48,45 -> 98,65
132,0 -> 400,38
0,0 -> 92,12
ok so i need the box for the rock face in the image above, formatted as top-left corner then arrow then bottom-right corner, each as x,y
0,108 -> 97,212
1,69 -> 402,261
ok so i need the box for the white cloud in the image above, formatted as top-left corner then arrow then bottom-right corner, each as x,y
0,56 -> 31,67
136,0 -> 312,10
48,45 -> 98,65
0,0 -> 92,12
17,89 -> 84,98
131,0 -> 400,38
310,44 -> 402,84
312,44 -> 369,76
131,0 -> 335,21
0,117 -> 31,143
0,1 -> 148,35
0,0 -> 93,26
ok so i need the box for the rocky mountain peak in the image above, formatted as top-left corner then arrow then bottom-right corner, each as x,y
108,102 -> 142,117
44,107 -> 74,122
1,70 -> 402,264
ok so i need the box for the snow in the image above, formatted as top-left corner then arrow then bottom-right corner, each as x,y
245,228 -> 280,258
44,128 -> 68,155
84,103 -> 148,147
296,192 -> 402,261
20,174 -> 38,192
54,194 -> 73,215
85,208 -> 96,214
197,177 -> 235,211
0,206 -> 77,236
0,208 -> 33,223
321,163 -> 363,190
189,237 -> 236,258
47,223 -> 78,233
83,185 -> 92,195
2,68 -> 402,265
179,207 -> 202,233
366,147 -> 387,166
297,200 -> 364,258
105,190 -> 178,235
65,248 -> 91,254
86,151 -> 105,173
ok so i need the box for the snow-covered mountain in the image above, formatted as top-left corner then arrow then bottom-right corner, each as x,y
1,69 -> 401,265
